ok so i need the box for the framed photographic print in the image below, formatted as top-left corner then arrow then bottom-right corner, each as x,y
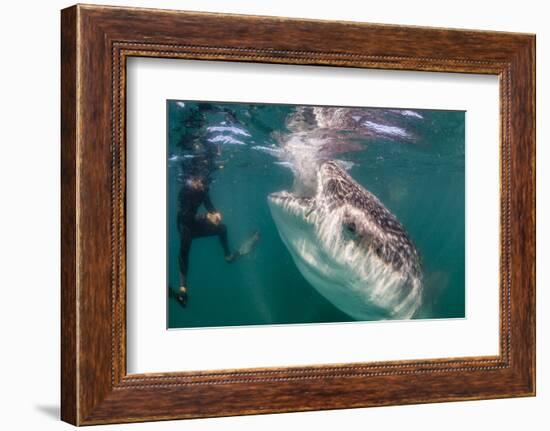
61,4 -> 536,425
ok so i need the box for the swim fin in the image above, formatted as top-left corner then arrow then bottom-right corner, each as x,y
168,286 -> 187,308
238,230 -> 260,256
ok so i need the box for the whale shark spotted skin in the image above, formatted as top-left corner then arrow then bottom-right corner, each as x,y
268,161 -> 422,320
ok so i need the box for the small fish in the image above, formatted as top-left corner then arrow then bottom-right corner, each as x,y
207,125 -> 251,137
207,135 -> 246,145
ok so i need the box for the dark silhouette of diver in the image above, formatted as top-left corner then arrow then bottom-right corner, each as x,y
172,157 -> 259,308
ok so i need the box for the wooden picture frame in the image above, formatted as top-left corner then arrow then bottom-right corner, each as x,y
61,4 -> 535,425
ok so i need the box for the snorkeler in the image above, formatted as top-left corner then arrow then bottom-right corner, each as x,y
172,162 -> 259,308
169,103 -> 260,307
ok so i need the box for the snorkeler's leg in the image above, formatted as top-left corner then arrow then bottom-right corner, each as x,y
191,218 -> 235,261
217,223 -> 233,259
193,218 -> 260,262
178,233 -> 191,287
176,225 -> 192,306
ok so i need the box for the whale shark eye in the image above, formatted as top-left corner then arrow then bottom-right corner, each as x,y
345,222 -> 357,234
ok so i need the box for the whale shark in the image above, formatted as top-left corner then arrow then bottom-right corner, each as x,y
268,160 -> 422,320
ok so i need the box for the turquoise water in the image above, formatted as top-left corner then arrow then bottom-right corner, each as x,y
167,100 -> 465,329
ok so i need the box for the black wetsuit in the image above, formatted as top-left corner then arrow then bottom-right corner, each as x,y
177,181 -> 231,287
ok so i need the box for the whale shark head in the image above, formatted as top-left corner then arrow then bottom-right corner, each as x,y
268,161 -> 422,320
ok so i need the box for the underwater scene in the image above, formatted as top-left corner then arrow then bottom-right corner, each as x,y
167,100 -> 465,329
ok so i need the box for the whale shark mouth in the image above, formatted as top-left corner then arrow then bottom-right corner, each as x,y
268,191 -> 315,220
268,161 -> 422,321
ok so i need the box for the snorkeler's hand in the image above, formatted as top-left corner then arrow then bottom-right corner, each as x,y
206,212 -> 222,225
